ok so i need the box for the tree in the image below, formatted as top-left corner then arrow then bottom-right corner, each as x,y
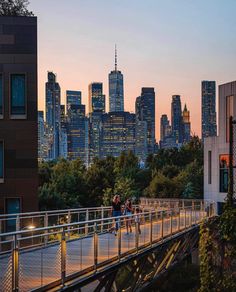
0,0 -> 33,16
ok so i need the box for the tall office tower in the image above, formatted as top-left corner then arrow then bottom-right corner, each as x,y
38,111 -> 45,160
202,81 -> 217,139
135,120 -> 148,163
0,16 -> 38,217
66,90 -> 81,112
160,114 -> 172,142
88,112 -> 102,164
67,104 -> 88,164
135,88 -> 156,153
109,46 -> 124,112
60,105 -> 67,159
45,72 -> 61,160
171,95 -> 183,144
100,112 -> 136,158
88,82 -> 105,113
182,104 -> 191,143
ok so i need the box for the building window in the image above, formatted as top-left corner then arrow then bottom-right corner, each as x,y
0,74 -> 3,117
226,95 -> 233,143
10,74 -> 26,117
208,151 -> 212,184
219,154 -> 229,193
0,141 -> 3,182
6,198 -> 21,232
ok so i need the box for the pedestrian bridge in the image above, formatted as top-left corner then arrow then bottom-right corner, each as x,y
0,199 -> 216,292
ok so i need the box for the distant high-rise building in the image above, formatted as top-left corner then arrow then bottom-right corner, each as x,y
160,114 -> 171,142
101,112 -> 136,158
67,104 -> 88,164
45,72 -> 61,160
109,46 -> 124,112
88,82 -> 105,113
182,104 -> 191,143
171,95 -> 183,144
201,81 -> 217,139
60,105 -> 67,159
135,88 -> 155,153
66,90 -> 81,112
38,111 -> 45,160
135,120 -> 148,163
88,112 -> 103,163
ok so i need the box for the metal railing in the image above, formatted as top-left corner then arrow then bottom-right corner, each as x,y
0,206 -> 123,234
0,200 -> 216,292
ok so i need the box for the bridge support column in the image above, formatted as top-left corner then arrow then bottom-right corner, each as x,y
12,234 -> 19,292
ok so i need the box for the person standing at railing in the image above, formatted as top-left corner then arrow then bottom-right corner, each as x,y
111,195 -> 122,235
124,199 -> 133,234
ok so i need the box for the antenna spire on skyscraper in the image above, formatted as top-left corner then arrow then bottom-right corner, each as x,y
115,44 -> 117,71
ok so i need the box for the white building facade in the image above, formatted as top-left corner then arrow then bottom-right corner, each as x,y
204,81 -> 236,213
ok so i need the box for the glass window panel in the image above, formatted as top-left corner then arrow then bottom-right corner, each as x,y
0,75 -> 2,115
219,154 -> 229,193
0,142 -> 3,179
11,74 -> 26,115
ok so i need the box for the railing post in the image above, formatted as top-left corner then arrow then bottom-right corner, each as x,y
101,207 -> 104,232
67,211 -> 71,239
135,220 -> 139,253
161,211 -> 164,239
44,212 -> 48,245
61,227 -> 66,287
184,209 -> 187,229
178,208 -> 181,231
170,210 -> 173,236
12,234 -> 19,292
85,209 -> 89,236
16,216 -> 20,232
94,223 -> 98,269
118,218 -> 121,260
149,211 -> 153,245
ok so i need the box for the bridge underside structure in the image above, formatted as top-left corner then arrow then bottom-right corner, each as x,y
0,199 -> 215,292
62,227 -> 199,292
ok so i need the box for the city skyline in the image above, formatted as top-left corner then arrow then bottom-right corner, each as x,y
29,0 -> 236,140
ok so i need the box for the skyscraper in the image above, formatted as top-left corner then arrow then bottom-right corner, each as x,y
135,120 -> 148,163
100,112 -> 136,158
171,95 -> 183,144
201,81 -> 217,139
135,88 -> 156,153
66,90 -> 81,112
38,111 -> 45,160
109,46 -> 124,112
45,72 -> 61,159
160,114 -> 171,142
67,104 -> 88,164
88,82 -> 105,113
182,104 -> 191,143
60,105 -> 68,159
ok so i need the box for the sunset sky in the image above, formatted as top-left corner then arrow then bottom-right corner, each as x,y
30,0 -> 236,140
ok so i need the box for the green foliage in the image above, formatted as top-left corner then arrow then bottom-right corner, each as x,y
199,208 -> 236,291
144,136 -> 203,199
38,137 -> 203,210
0,0 -> 33,16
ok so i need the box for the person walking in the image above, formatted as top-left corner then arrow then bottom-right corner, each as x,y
111,195 -> 122,235
124,199 -> 133,234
